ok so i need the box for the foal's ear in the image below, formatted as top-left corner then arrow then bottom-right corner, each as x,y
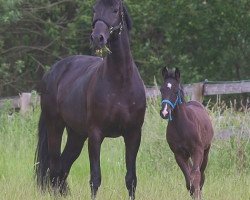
175,68 -> 180,81
161,67 -> 168,79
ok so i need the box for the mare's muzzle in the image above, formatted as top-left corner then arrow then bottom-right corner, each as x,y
91,21 -> 110,50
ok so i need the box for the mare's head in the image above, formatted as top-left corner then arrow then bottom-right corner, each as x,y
160,68 -> 184,120
90,0 -> 132,50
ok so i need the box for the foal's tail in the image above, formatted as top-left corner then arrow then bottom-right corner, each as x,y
34,111 -> 49,190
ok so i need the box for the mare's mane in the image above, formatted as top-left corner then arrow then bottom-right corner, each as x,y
123,4 -> 132,31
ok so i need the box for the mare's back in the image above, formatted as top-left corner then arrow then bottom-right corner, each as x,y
42,55 -> 102,94
40,55 -> 102,132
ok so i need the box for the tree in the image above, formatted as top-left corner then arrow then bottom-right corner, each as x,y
129,0 -> 250,84
0,0 -> 249,96
0,0 -> 93,95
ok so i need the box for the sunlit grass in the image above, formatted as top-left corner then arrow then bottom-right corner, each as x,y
0,100 -> 250,200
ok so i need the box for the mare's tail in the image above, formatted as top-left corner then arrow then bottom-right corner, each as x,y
34,111 -> 49,190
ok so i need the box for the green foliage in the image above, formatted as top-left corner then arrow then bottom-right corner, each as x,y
129,0 -> 250,84
0,0 -> 22,23
0,0 -> 93,95
0,0 -> 250,95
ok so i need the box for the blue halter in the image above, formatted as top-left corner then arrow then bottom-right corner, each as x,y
161,90 -> 183,121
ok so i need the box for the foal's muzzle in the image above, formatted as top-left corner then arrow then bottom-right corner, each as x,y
160,103 -> 171,120
91,21 -> 109,50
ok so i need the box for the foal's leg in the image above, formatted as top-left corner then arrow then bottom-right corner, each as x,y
174,153 -> 191,191
46,119 -> 65,193
88,128 -> 104,200
124,128 -> 142,200
190,149 -> 203,200
59,128 -> 87,194
200,146 -> 210,190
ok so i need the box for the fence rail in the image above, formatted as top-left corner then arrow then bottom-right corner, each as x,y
146,80 -> 250,102
203,81 -> 250,95
1,80 -> 250,114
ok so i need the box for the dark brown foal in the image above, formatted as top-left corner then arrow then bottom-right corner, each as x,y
160,68 -> 214,200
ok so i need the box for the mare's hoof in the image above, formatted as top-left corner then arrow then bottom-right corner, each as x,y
129,196 -> 135,200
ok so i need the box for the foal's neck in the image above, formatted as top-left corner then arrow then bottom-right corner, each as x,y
104,29 -> 133,85
172,103 -> 190,129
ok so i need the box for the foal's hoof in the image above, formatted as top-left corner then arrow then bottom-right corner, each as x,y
189,185 -> 195,196
190,190 -> 202,200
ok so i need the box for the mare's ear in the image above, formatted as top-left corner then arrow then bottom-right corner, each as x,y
175,68 -> 180,81
161,67 -> 168,79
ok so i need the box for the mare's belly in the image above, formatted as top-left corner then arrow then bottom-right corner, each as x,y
101,104 -> 144,138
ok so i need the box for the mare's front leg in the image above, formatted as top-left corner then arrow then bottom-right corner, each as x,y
124,128 -> 142,200
59,128 -> 87,194
88,127 -> 104,200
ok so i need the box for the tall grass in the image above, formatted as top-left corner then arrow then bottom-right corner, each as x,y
0,100 -> 250,200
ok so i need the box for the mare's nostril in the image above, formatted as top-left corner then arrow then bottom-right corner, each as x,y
90,34 -> 94,41
99,35 -> 104,43
91,34 -> 104,44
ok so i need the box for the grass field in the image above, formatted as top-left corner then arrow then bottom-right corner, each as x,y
0,100 -> 250,200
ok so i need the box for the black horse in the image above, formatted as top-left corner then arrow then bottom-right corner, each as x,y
35,0 -> 146,199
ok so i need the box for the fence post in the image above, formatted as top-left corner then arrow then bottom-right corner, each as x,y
191,83 -> 204,102
19,93 -> 32,115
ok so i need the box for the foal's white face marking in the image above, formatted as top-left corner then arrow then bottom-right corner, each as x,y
162,104 -> 168,117
161,83 -> 172,117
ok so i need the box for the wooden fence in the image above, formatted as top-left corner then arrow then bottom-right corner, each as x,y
1,80 -> 250,114
0,93 -> 40,115
146,80 -> 250,102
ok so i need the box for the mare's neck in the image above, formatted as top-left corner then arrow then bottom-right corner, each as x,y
104,28 -> 133,85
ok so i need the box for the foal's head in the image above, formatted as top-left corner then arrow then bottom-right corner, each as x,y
160,68 -> 184,120
90,0 -> 132,50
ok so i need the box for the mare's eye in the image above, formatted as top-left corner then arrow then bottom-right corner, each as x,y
113,9 -> 119,13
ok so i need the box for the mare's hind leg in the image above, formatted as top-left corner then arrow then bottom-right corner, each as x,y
200,145 -> 211,190
46,118 -> 65,193
124,128 -> 142,200
59,127 -> 87,194
174,153 -> 191,191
